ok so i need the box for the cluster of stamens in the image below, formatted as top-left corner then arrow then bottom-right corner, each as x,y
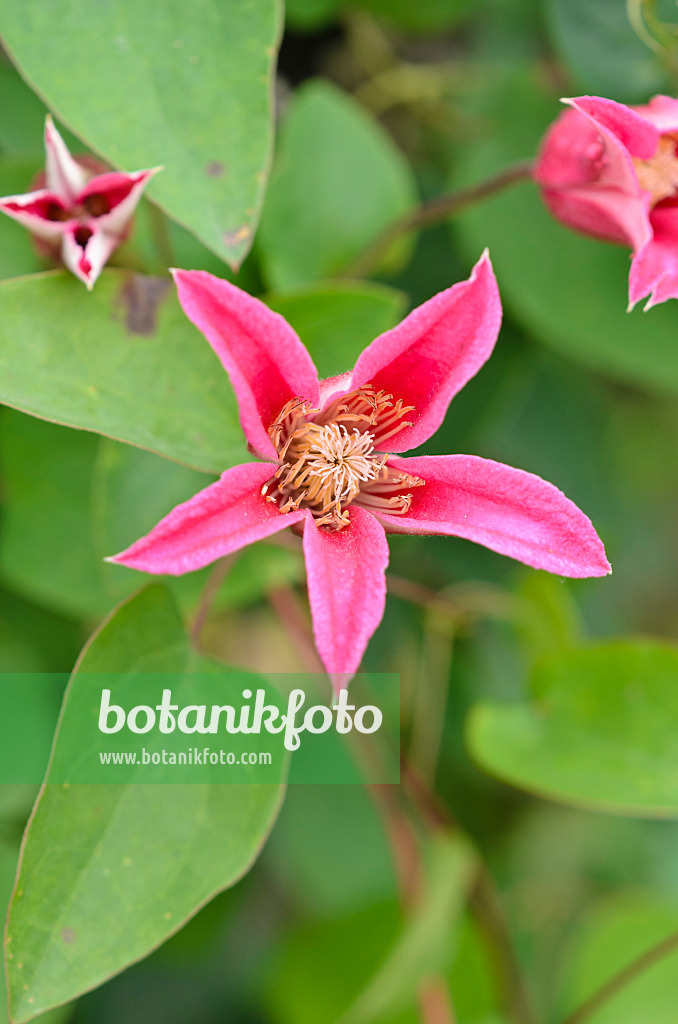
262,384 -> 424,529
633,135 -> 678,206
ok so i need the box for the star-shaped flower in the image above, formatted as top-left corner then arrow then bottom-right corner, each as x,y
0,116 -> 161,289
109,253 -> 610,689
533,94 -> 678,309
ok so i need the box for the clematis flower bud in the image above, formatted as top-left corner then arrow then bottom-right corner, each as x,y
0,115 -> 161,289
533,94 -> 678,309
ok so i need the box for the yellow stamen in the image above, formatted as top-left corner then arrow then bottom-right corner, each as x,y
633,135 -> 678,205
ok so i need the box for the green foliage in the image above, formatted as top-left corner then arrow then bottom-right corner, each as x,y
1,1 -> 678,1021
545,0 -> 670,101
0,0 -> 281,267
265,281 -> 407,377
338,834 -> 477,1024
468,640 -> 678,817
5,586 -> 285,1022
258,81 -> 418,290
0,270 -> 244,473
556,893 -> 678,1023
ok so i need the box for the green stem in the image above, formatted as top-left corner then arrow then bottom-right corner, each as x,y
559,929 -> 678,1024
341,159 -> 534,280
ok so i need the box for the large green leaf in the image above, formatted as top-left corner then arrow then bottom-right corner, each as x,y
257,81 -> 418,290
556,893 -> 678,1024
0,843 -> 73,1024
0,0 -> 281,268
5,586 -> 285,1022
467,640 -> 678,818
0,409 -> 212,617
0,269 -> 246,473
453,68 -> 678,396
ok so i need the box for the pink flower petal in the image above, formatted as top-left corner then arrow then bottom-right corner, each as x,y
0,190 -> 68,243
303,507 -> 389,691
349,251 -> 502,452
61,226 -> 118,290
564,96 -> 658,159
534,105 -> 609,189
629,201 -> 678,309
172,270 -> 320,461
108,462 -> 304,574
83,167 -> 162,235
540,184 -> 652,248
635,94 -> 678,133
534,101 -> 652,251
375,455 -> 611,578
44,115 -> 86,202
532,98 -> 655,250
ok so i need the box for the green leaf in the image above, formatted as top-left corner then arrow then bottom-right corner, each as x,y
338,833 -> 477,1024
556,893 -> 678,1024
257,81 -> 418,290
353,0 -> 473,32
545,0 -> 669,103
5,585 -> 285,1022
467,640 -> 678,818
1,843 -> 74,1024
265,281 -> 407,378
0,0 -> 281,268
0,409 -> 214,617
453,68 -> 678,397
0,269 -> 246,473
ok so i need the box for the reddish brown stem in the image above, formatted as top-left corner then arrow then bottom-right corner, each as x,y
419,977 -> 457,1024
558,928 -> 678,1024
342,159 -> 534,279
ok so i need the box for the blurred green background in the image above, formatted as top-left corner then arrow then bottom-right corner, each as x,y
2,0 -> 678,1021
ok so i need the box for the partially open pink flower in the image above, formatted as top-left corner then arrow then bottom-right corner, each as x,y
109,253 -> 610,689
534,94 -> 678,309
0,116 -> 161,289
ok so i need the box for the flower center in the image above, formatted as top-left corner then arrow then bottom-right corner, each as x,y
262,385 -> 423,529
633,135 -> 678,205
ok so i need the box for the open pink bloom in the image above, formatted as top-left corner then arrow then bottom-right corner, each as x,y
0,116 -> 160,289
109,253 -> 610,689
533,94 -> 678,309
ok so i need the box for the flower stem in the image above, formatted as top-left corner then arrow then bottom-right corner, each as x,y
558,928 -> 678,1024
341,159 -> 534,280
401,763 -> 538,1024
419,977 -> 457,1024
191,554 -> 238,648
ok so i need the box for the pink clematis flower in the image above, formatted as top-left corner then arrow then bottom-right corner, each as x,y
534,94 -> 678,309
0,115 -> 160,289
109,253 -> 610,689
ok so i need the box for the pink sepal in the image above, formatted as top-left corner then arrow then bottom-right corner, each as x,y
349,251 -> 502,451
564,96 -> 658,159
91,167 -> 162,235
108,462 -> 304,575
303,507 -> 389,690
0,190 -> 66,243
635,94 -> 678,133
173,270 -> 320,461
629,202 -> 678,309
534,99 -> 653,251
376,455 -> 611,578
44,115 -> 86,201
61,227 -> 118,290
